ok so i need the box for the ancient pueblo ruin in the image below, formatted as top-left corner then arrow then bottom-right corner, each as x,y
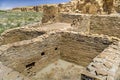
0,0 -> 120,80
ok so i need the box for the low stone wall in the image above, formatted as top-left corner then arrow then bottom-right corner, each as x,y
0,27 -> 45,45
58,13 -> 120,38
58,13 -> 83,23
87,42 -> 120,80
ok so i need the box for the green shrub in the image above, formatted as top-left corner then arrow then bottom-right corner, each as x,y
0,11 -> 43,34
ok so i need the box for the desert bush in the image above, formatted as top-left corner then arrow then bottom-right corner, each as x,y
0,11 -> 43,34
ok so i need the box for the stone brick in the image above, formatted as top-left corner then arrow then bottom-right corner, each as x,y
95,69 -> 108,76
103,62 -> 112,69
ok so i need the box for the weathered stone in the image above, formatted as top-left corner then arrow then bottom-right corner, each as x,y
42,5 -> 59,23
103,0 -> 114,14
33,6 -> 39,12
93,57 -> 105,63
103,62 -> 112,69
95,69 -> 108,76
59,13 -> 120,38
107,76 -> 114,80
0,28 -> 45,45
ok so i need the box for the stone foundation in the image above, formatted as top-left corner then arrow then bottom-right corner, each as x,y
0,30 -> 120,80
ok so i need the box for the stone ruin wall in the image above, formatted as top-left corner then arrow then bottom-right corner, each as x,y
12,0 -> 120,14
41,5 -> 59,23
89,15 -> 120,38
87,42 -> 120,80
41,4 -> 120,29
114,0 -> 120,13
0,28 -> 45,45
0,31 -> 120,80
59,32 -> 112,67
71,0 -> 120,14
0,61 -> 31,80
56,0 -> 120,14
1,1 -> 120,79
12,5 -> 43,12
0,32 -> 61,76
58,13 -> 120,38
40,8 -> 120,79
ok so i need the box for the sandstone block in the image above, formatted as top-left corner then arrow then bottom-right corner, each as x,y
103,62 -> 112,69
95,69 -> 108,76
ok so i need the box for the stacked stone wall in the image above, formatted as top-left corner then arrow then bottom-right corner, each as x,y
59,13 -> 120,38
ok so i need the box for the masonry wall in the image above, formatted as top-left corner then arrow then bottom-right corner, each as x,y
90,15 -> 120,38
58,13 -> 83,23
59,32 -> 112,67
0,28 -> 45,45
0,31 -> 112,76
87,42 -> 120,80
0,31 -> 119,80
0,33 -> 60,76
0,62 -> 31,80
58,13 -> 120,38
42,5 -> 59,23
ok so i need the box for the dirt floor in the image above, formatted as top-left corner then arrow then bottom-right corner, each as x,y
32,59 -> 85,80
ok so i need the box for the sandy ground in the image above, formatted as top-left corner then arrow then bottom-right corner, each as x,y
32,59 -> 85,80
38,23 -> 71,32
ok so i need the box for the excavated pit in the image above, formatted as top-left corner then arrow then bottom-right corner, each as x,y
0,28 -> 45,45
0,31 -> 113,80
